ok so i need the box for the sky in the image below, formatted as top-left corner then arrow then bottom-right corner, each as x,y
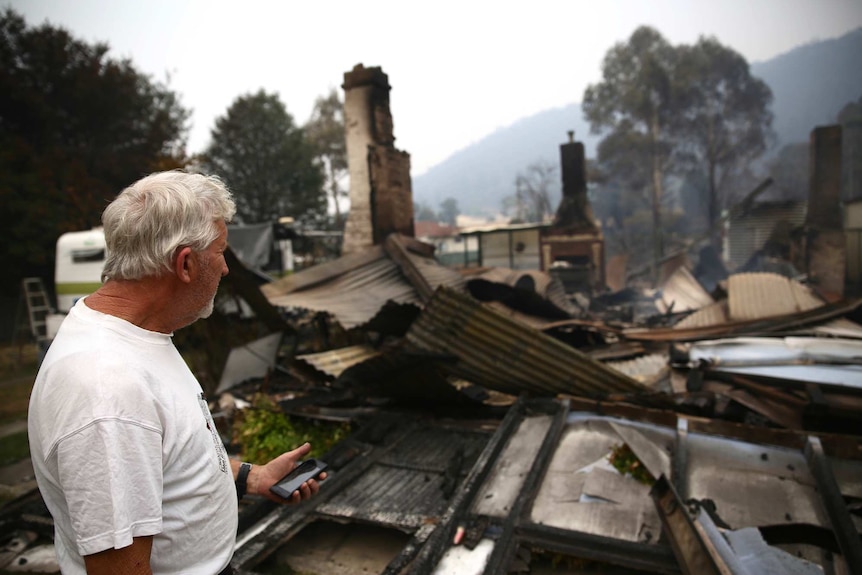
6,0 -> 862,176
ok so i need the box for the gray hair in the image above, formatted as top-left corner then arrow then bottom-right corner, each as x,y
101,170 -> 236,281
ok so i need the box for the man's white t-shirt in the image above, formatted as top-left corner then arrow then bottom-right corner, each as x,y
28,298 -> 238,574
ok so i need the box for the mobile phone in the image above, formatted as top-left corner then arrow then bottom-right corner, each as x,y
269,458 -> 328,500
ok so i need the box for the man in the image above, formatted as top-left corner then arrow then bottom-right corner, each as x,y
28,171 -> 324,574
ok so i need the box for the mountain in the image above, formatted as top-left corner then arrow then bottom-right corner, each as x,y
412,27 -> 862,217
751,27 -> 862,148
412,103 -> 599,217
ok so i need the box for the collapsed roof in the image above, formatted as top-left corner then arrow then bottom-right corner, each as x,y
4,233 -> 861,575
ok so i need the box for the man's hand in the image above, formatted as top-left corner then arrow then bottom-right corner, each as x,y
245,443 -> 327,503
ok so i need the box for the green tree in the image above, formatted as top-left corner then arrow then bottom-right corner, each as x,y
305,88 -> 348,228
673,37 -> 774,246
583,26 -> 677,278
0,8 -> 189,297
439,197 -> 460,226
204,90 -> 325,225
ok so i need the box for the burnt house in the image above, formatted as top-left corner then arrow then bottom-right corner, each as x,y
461,133 -> 606,294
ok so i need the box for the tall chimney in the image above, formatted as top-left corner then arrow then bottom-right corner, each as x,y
553,131 -> 596,230
805,125 -> 845,297
341,64 -> 413,255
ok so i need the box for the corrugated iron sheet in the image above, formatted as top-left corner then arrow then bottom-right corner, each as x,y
316,422 -> 491,529
405,286 -> 645,397
728,272 -> 823,321
809,318 -> 862,339
296,345 -> 382,379
268,256 -> 419,328
671,273 -> 825,332
262,245 -> 386,296
605,353 -> 669,386
384,234 -> 468,300
480,301 -> 562,330
624,297 -> 862,342
657,265 -> 714,313
262,238 -> 466,329
296,343 -> 481,405
674,300 -> 729,330
688,336 -> 862,389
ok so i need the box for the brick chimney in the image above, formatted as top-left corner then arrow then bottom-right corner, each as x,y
341,64 -> 414,254
553,130 -> 597,231
804,125 -> 845,297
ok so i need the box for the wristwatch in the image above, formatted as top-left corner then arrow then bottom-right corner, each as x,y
236,462 -> 252,500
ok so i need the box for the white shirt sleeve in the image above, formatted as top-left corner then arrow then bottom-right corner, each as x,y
55,418 -> 164,556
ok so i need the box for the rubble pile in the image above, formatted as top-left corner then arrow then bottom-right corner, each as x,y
3,235 -> 860,575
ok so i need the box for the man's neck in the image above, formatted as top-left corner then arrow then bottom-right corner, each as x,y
85,277 -> 183,334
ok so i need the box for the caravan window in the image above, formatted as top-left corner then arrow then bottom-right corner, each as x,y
72,248 -> 105,263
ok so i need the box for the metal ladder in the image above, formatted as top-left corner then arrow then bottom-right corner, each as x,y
21,277 -> 53,344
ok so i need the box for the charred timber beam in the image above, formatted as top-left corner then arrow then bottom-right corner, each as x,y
650,476 -> 727,575
518,523 -> 681,574
804,436 -> 862,573
674,417 -> 689,499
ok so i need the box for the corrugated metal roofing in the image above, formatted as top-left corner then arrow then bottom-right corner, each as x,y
296,343 -> 481,405
657,265 -> 714,313
605,353 -> 669,385
481,301 -> 561,330
315,420 -> 492,529
810,318 -> 862,338
624,297 -> 862,342
390,235 -> 468,300
261,236 -> 466,329
728,272 -> 823,321
671,273 -> 824,331
405,286 -> 645,397
688,336 -> 862,389
296,345 -> 381,379
674,301 -> 729,330
267,256 -> 420,328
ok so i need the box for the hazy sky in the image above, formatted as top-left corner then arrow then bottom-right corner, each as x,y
7,0 -> 862,175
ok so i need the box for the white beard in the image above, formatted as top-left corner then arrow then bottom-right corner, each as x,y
197,297 -> 215,320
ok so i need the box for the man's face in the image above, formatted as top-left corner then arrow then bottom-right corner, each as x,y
194,220 -> 229,320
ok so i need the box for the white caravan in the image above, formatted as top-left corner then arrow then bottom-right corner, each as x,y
45,229 -> 106,339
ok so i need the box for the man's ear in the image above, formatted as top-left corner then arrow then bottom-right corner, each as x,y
174,246 -> 194,284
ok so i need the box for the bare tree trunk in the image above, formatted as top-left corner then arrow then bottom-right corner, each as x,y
708,160 -> 719,250
650,109 -> 664,284
328,160 -> 342,228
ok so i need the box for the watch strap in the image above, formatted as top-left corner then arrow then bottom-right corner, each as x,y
236,462 -> 252,500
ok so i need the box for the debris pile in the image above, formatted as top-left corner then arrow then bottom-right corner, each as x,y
3,234 -> 861,574
227,233 -> 862,574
